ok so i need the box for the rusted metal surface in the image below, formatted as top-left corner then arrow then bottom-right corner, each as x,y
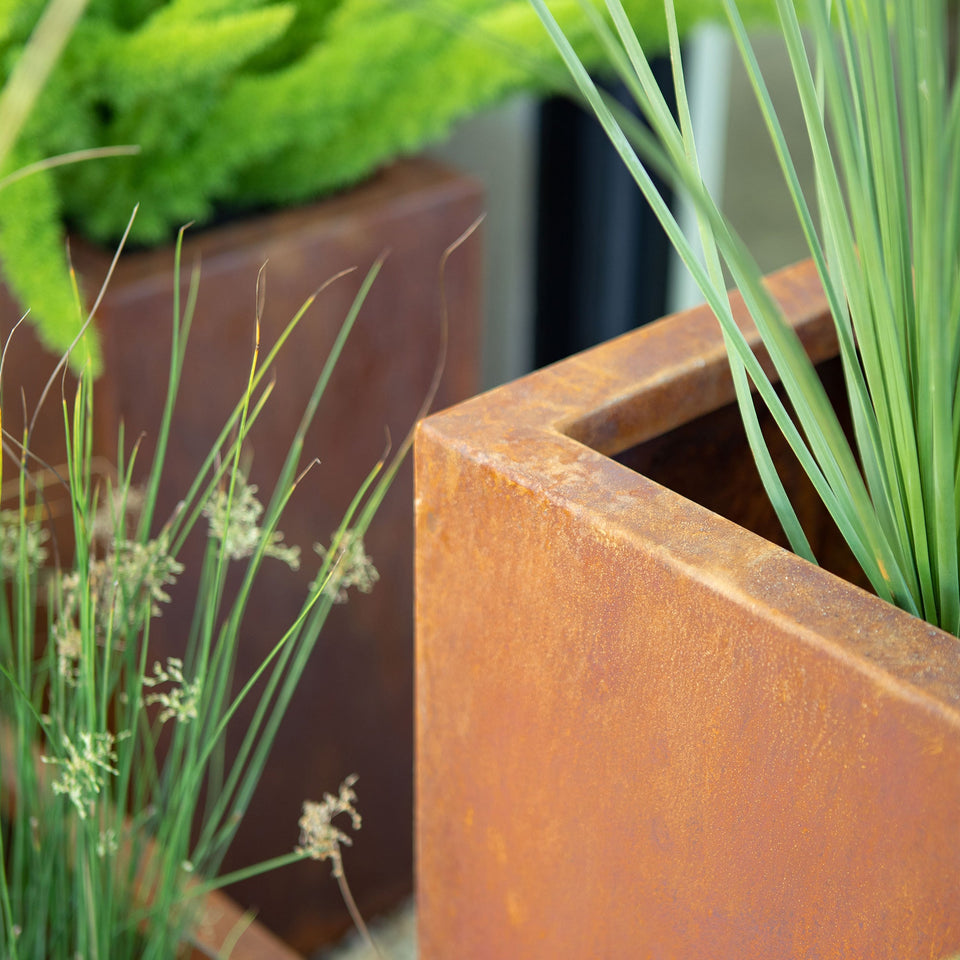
2,157 -> 483,953
193,889 -> 303,960
415,258 -> 960,960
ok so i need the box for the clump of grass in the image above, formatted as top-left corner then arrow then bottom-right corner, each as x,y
0,221 -> 408,956
533,0 -> 960,635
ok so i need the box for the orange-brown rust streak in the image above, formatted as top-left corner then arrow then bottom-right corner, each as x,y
415,259 -> 960,960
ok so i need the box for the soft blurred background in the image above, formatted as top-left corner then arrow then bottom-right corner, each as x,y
0,2 -> 816,957
432,20 -> 814,391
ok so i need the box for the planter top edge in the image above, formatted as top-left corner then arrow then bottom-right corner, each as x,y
417,256 -> 960,718
70,156 -> 483,292
419,419 -> 960,720
425,258 -> 834,454
418,259 -> 835,501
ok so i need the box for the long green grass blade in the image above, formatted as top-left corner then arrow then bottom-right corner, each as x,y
530,0 -> 960,624
662,0 -> 815,560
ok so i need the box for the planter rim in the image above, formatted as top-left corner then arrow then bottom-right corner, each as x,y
69,156 -> 480,298
419,257 -> 960,722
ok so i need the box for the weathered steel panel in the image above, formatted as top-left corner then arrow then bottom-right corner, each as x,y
416,259 -> 960,960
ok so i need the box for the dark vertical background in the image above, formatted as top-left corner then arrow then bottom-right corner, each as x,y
534,61 -> 676,368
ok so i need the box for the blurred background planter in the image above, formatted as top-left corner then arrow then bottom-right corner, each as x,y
1,155 -> 483,954
415,258 -> 960,959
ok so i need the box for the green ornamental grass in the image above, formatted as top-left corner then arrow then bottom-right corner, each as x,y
532,0 -> 960,635
0,8 -> 453,952
0,227 -> 408,956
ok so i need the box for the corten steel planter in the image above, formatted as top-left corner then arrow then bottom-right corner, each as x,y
1,157 -> 483,953
415,258 -> 960,960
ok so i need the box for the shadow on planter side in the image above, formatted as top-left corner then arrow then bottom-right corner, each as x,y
1,157 -> 483,953
415,258 -> 960,960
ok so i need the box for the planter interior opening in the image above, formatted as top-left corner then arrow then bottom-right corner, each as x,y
566,354 -> 870,589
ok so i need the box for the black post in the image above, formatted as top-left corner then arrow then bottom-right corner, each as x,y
534,60 -> 676,368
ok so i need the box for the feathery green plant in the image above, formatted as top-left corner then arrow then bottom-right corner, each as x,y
532,0 -> 960,635
0,0 -> 778,368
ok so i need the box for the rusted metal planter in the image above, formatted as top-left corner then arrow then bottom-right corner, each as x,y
1,157 -> 483,952
415,259 -> 960,959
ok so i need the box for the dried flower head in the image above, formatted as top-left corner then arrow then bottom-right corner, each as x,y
203,474 -> 300,570
54,619 -> 83,685
0,509 -> 49,573
91,485 -> 145,543
142,657 -> 201,725
41,731 -> 119,820
312,530 -> 378,604
53,534 -> 183,653
52,570 -> 84,684
108,536 -> 184,624
297,774 -> 361,877
97,828 -> 119,859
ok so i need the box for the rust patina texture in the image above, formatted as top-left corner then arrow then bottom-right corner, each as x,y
191,888 -> 303,960
1,157 -> 483,952
415,259 -> 960,959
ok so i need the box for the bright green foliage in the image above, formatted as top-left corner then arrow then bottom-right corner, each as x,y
0,144 -> 101,366
0,0 -> 774,368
